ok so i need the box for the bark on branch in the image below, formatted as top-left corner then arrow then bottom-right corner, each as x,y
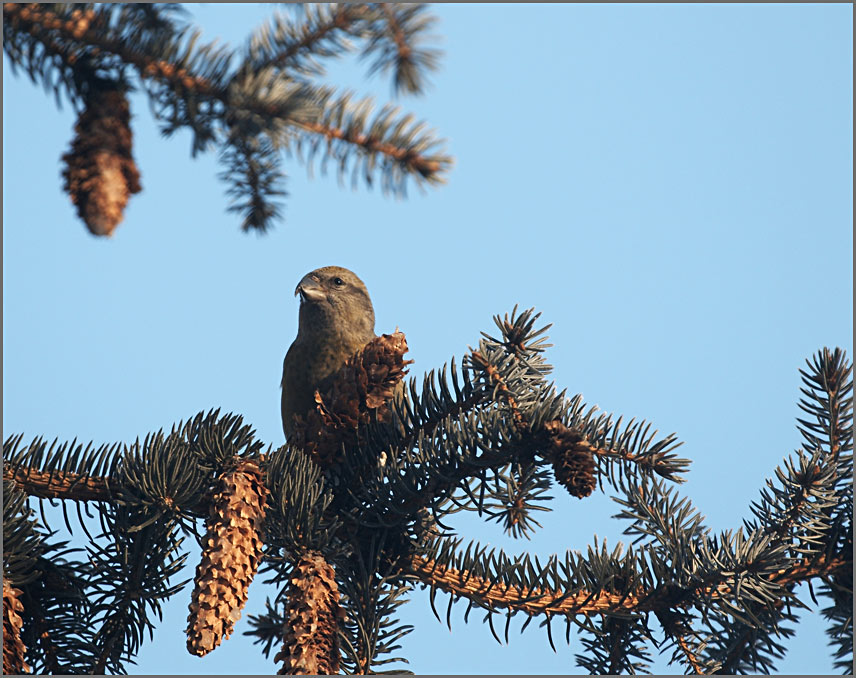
406,553 -> 850,617
3,467 -> 113,501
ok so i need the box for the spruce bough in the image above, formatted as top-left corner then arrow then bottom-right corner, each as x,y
3,308 -> 852,674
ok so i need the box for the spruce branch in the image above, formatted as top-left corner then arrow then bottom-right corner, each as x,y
3,4 -> 206,106
289,90 -> 451,194
2,409 -> 265,524
261,445 -> 339,569
3,2 -> 451,235
409,550 -> 654,618
19,554 -> 99,675
481,460 -> 554,539
379,5 -> 414,64
345,309 -> 563,525
87,507 -> 188,674
746,447 -> 842,558
1,4 -> 95,107
249,4 -> 370,74
3,309 -> 850,672
347,309 -> 685,534
797,347 -> 853,462
576,613 -> 654,675
655,609 -> 714,674
3,465 -> 113,502
407,545 -> 847,623
706,600 -> 796,675
244,597 -> 287,660
3,481 -> 100,673
338,535 -> 415,675
363,3 -> 441,95
219,133 -> 287,233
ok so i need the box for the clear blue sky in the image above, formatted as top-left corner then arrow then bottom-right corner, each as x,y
3,3 -> 852,674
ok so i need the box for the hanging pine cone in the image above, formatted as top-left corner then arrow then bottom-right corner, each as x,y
186,459 -> 267,657
291,331 -> 413,467
3,579 -> 29,675
61,81 -> 142,237
275,552 -> 345,675
543,420 -> 597,498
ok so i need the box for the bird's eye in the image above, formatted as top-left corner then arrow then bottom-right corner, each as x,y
333,277 -> 345,286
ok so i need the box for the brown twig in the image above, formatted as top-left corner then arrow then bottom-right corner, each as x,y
674,632 -> 706,674
293,119 -> 445,177
380,4 -> 412,60
469,353 -> 599,496
470,350 -> 528,431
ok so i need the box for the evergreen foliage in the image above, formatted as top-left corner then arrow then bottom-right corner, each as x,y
2,4 -> 851,674
2,3 -> 451,235
2,308 -> 852,674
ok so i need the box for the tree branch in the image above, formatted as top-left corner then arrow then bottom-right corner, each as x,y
3,467 -> 113,502
258,4 -> 368,71
470,350 -> 529,431
4,4 -> 194,91
675,633 -> 706,674
293,118 -> 445,177
379,4 -> 412,61
3,3 -> 447,180
406,553 -> 849,618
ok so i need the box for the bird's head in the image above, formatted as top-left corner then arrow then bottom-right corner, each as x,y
294,266 -> 375,341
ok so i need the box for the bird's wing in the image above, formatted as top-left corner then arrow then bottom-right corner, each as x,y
281,340 -> 297,389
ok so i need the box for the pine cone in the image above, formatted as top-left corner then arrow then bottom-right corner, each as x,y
3,579 -> 29,675
275,552 -> 345,675
186,459 -> 267,657
543,420 -> 597,498
61,83 -> 142,237
293,331 -> 413,467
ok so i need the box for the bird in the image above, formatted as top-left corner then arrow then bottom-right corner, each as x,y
281,266 -> 376,441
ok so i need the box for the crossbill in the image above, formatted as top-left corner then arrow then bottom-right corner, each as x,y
281,266 -> 376,440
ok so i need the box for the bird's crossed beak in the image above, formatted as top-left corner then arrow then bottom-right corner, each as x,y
295,273 -> 326,303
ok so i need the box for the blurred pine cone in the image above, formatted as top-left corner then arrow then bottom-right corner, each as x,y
61,82 -> 141,237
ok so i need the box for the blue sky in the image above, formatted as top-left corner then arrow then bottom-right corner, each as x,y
3,3 -> 852,674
